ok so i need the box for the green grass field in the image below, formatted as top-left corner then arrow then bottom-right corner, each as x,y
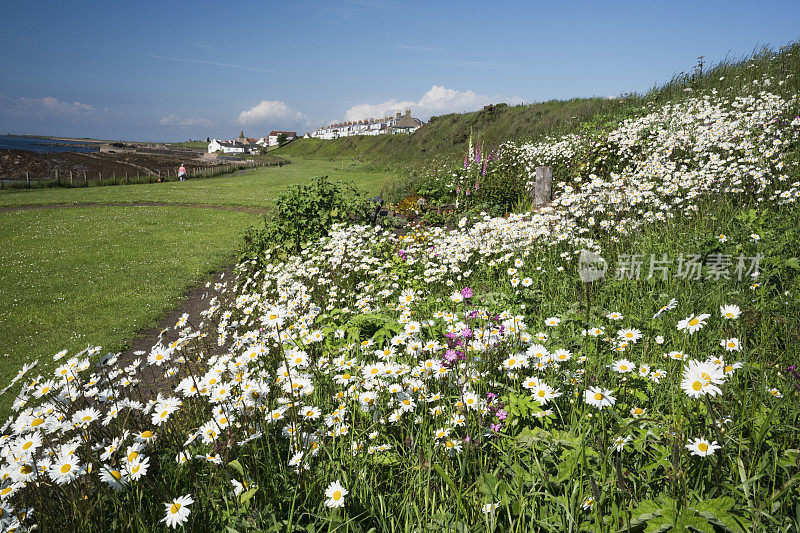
0,206 -> 258,391
0,157 -> 392,208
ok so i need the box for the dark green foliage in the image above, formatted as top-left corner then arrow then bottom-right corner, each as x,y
240,176 -> 370,270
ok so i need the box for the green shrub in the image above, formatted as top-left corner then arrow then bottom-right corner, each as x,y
239,176 -> 370,271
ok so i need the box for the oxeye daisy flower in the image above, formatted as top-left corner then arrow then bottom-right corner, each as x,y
719,304 -> 741,319
49,453 -> 84,485
653,298 -> 678,318
99,465 -> 128,492
720,338 -> 741,351
668,350 -> 686,361
617,328 -> 642,343
529,381 -> 561,405
126,456 -> 150,481
686,437 -> 721,457
544,316 -> 560,327
584,386 -> 616,409
612,359 -> 634,373
630,407 -> 646,417
610,435 -> 632,452
680,360 -> 724,398
324,480 -> 348,508
162,494 -> 193,528
606,311 -> 624,321
677,313 -> 711,334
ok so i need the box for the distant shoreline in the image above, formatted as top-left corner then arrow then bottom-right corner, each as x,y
1,134 -> 108,144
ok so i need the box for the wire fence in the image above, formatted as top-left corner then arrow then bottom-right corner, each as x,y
0,158 -> 288,190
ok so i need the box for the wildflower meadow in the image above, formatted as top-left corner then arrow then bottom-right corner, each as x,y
1,47 -> 800,532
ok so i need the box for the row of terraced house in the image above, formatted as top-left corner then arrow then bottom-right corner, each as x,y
311,109 -> 423,140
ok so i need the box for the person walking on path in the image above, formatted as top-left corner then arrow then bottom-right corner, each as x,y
178,163 -> 187,181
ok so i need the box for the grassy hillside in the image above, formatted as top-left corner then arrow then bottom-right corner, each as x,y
276,97 -> 634,165
277,42 -> 800,168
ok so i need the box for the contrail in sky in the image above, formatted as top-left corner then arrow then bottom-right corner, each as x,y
78,44 -> 288,75
10,35 -> 287,75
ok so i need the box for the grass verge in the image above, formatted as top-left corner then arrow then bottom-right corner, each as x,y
0,206 -> 258,414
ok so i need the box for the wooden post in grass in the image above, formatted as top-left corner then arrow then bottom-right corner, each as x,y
84,171 -> 87,186
113,172 -> 116,185
70,171 -> 73,186
99,172 -> 102,185
55,169 -> 59,185
125,172 -> 128,184
26,172 -> 30,188
533,166 -> 553,206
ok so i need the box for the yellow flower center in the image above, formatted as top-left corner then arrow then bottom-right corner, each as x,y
688,318 -> 700,327
161,411 -> 168,418
132,465 -> 140,473
0,488 -> 11,496
538,390 -> 546,397
111,470 -> 122,480
508,359 -> 516,366
219,417 -> 228,425
60,464 -> 72,474
22,442 -> 33,450
698,443 -> 708,452
171,503 -> 181,514
333,490 -> 342,501
31,418 -> 44,427
594,393 -> 603,401
692,381 -> 703,391
141,431 -> 153,439
128,451 -> 139,461
20,465 -> 32,474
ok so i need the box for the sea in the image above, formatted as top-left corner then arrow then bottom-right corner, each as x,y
0,136 -> 99,154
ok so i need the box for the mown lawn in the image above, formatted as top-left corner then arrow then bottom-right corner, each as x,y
0,206 -> 258,409
0,157 -> 393,208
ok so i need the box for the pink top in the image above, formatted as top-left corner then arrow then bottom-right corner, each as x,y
178,165 -> 186,174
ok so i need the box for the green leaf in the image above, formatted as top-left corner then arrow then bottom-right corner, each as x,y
239,487 -> 258,504
433,463 -> 458,495
227,459 -> 244,477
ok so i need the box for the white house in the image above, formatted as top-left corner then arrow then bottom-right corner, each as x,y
268,131 -> 297,146
312,109 -> 423,140
207,139 -> 246,154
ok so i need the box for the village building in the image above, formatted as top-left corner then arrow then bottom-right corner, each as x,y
312,109 -> 423,140
207,139 -> 248,154
268,131 -> 297,146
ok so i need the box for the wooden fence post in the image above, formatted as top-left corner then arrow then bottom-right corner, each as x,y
533,166 -> 553,206
26,172 -> 30,188
70,171 -> 73,186
125,172 -> 128,184
55,169 -> 59,185
99,172 -> 102,185
84,171 -> 87,186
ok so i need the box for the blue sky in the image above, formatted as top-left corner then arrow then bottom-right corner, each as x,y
1,0 -> 798,141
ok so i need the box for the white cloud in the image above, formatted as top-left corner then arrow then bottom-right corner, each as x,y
342,85 -> 522,122
237,100 -> 309,129
0,96 -> 109,120
159,114 -> 214,128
